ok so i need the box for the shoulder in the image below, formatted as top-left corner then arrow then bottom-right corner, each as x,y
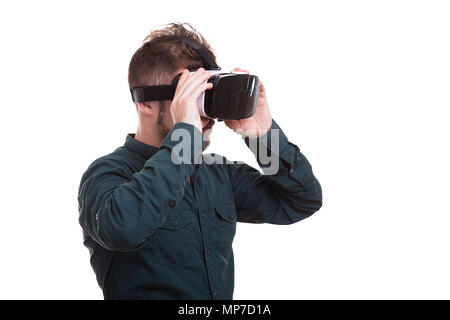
79,147 -> 137,186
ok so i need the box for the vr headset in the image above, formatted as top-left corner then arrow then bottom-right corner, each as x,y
130,39 -> 260,120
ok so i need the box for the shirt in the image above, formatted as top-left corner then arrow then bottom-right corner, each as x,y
78,120 -> 322,299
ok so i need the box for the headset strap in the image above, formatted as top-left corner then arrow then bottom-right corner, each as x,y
130,38 -> 220,103
131,85 -> 175,103
179,38 -> 220,70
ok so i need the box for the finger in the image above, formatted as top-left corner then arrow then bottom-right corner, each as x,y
174,69 -> 190,94
176,68 -> 206,96
180,71 -> 210,99
189,82 -> 213,100
234,67 -> 249,74
180,69 -> 212,97
178,69 -> 190,86
176,68 -> 203,94
259,81 -> 266,94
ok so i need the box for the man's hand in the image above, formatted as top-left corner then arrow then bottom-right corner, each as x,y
170,68 -> 213,131
225,68 -> 272,138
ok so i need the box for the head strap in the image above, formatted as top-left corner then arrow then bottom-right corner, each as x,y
130,38 -> 220,103
179,38 -> 220,70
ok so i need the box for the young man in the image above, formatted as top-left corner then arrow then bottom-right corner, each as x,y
78,23 -> 322,299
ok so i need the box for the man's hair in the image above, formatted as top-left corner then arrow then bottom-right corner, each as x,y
128,22 -> 217,89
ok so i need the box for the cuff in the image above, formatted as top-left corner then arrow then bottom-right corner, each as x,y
244,119 -> 293,164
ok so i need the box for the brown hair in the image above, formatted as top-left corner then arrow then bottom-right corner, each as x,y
128,22 -> 217,89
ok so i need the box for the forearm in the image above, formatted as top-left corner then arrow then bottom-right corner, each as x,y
233,120 -> 322,224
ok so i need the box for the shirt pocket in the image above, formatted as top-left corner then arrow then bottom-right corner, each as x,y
214,203 -> 237,259
152,212 -> 196,269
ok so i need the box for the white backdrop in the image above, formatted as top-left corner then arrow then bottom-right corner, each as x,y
0,0 -> 449,299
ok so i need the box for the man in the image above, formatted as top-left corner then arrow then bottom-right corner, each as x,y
78,22 -> 322,300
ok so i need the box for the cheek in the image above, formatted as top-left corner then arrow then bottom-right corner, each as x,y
165,112 -> 174,127
162,102 -> 174,126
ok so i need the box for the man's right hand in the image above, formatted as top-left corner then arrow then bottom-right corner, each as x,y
170,68 -> 213,131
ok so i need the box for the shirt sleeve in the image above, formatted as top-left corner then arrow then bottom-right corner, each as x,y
78,122 -> 204,252
228,120 -> 322,224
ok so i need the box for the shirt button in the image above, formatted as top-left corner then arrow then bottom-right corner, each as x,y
289,168 -> 295,175
201,211 -> 206,218
213,289 -> 218,295
169,200 -> 176,208
172,219 -> 178,226
206,248 -> 211,255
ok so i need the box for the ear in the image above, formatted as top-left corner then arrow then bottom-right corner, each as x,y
137,102 -> 157,116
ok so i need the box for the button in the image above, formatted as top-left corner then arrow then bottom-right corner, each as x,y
213,289 -> 218,295
206,248 -> 211,255
172,220 -> 179,226
201,211 -> 206,218
228,214 -> 232,220
289,168 -> 295,175
169,200 -> 176,208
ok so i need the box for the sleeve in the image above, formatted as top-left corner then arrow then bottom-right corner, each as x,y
228,120 -> 322,224
78,122 -> 204,252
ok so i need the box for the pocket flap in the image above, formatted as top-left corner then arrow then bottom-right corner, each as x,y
214,204 -> 237,223
159,213 -> 194,230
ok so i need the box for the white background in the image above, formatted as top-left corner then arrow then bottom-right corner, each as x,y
0,0 -> 449,299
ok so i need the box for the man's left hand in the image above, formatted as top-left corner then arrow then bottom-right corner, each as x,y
225,68 -> 272,138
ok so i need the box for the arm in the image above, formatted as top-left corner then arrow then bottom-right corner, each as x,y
228,120 -> 322,224
78,123 -> 202,252
78,68 -> 212,252
225,68 -> 321,224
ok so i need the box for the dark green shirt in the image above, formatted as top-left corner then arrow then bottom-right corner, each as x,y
78,120 -> 322,299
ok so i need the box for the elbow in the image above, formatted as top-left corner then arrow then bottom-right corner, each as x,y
297,199 -> 322,219
309,178 -> 323,214
95,200 -> 150,252
307,198 -> 322,216
295,179 -> 323,220
98,221 -> 148,252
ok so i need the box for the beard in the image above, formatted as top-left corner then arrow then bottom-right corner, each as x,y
157,109 -> 171,142
157,109 -> 212,150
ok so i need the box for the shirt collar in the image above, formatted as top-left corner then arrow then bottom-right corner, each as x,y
123,134 -> 159,160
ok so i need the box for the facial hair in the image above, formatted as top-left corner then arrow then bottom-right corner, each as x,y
157,107 -> 213,149
157,109 -> 170,142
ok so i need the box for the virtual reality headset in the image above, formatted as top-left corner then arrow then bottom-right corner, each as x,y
130,39 -> 260,120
